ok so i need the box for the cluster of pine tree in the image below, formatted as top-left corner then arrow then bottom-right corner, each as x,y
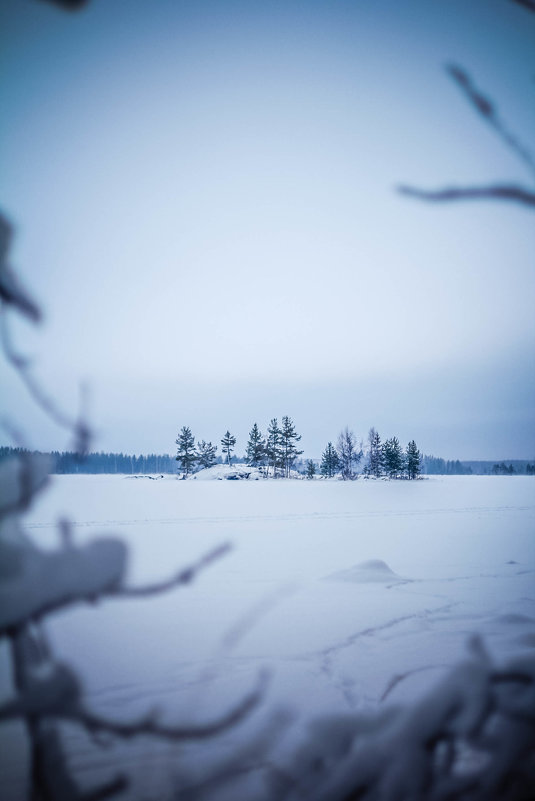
318,428 -> 422,481
492,462 -> 518,475
175,427 -> 219,475
174,427 -> 242,474
175,417 -> 303,478
246,417 -> 303,477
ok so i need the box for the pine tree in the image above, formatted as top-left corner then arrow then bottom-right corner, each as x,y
320,442 -> 339,477
382,437 -> 403,478
305,460 -> 317,479
405,440 -> 421,480
221,430 -> 236,466
245,423 -> 265,467
368,427 -> 384,478
175,426 -> 197,476
280,415 -> 304,478
196,440 -> 217,469
265,418 -> 282,477
336,427 -> 362,480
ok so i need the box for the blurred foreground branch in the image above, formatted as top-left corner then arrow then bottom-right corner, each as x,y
0,208 -> 260,799
398,62 -> 535,209
271,637 -> 535,801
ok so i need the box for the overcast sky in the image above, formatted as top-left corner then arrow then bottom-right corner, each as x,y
1,0 -> 534,460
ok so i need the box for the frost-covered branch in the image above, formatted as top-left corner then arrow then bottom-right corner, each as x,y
1,653 -> 268,742
1,518 -> 232,634
272,638 -> 535,801
0,531 -> 128,634
10,627 -> 128,801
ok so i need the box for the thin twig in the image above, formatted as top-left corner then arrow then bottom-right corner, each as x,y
114,542 -> 232,598
1,303 -> 92,454
446,64 -> 535,178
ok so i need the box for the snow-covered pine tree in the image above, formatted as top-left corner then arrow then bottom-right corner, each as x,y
245,423 -> 265,467
305,460 -> 317,479
221,430 -> 236,466
196,440 -> 218,469
368,427 -> 384,478
320,442 -> 340,478
406,439 -> 422,479
175,426 -> 197,476
280,416 -> 304,478
336,427 -> 362,480
382,436 -> 403,478
265,418 -> 282,477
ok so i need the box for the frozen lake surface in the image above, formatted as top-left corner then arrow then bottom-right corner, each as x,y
1,474 -> 534,798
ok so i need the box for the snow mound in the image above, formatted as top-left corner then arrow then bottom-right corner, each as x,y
327,559 -> 409,584
191,464 -> 263,481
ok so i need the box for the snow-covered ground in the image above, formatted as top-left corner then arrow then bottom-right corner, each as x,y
1,475 -> 534,798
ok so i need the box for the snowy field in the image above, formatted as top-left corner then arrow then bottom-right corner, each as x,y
1,474 -> 534,799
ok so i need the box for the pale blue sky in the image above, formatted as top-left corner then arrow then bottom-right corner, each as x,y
1,0 -> 534,459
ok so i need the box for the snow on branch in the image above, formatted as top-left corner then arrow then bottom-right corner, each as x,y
1,523 -> 232,633
270,637 -> 535,801
0,654 -> 269,742
9,627 -> 128,801
0,533 -> 128,633
27,724 -> 127,801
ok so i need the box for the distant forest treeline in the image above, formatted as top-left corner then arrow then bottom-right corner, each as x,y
0,447 -> 176,475
0,446 -> 533,476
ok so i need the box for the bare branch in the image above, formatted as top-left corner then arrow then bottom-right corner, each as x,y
10,626 -> 129,801
0,214 -> 42,323
1,539 -> 231,635
397,183 -> 535,207
446,63 -> 535,178
175,710 -> 292,801
1,307 -> 92,454
1,651 -> 268,742
114,541 -> 232,599
0,211 -> 91,454
398,64 -> 535,210
78,669 -> 269,742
